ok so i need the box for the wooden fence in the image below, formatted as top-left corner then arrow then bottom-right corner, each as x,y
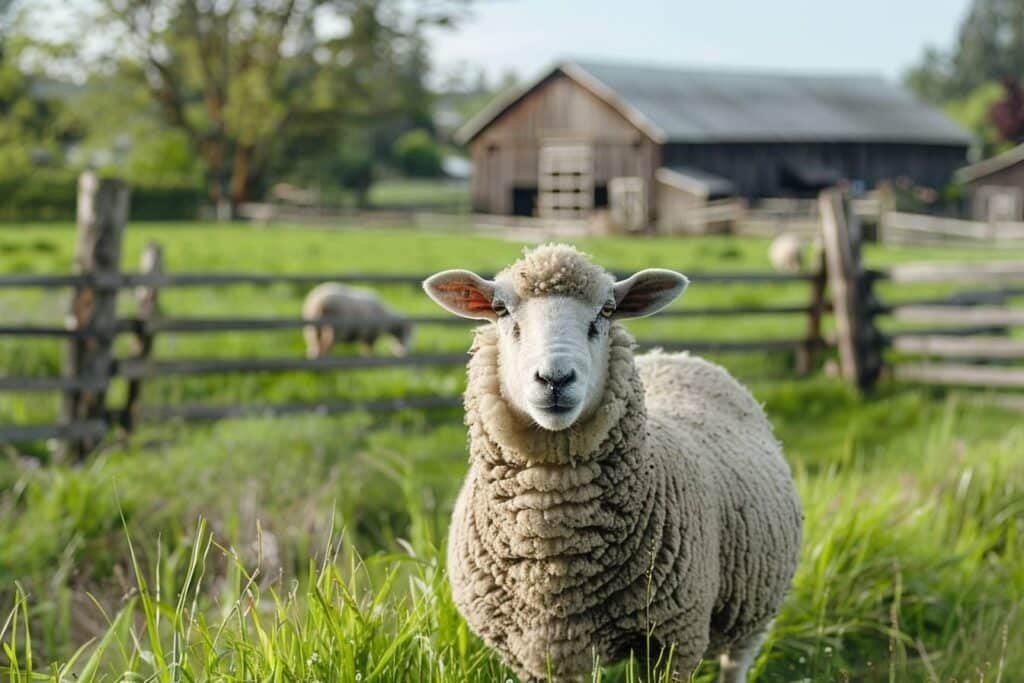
879,211 -> 1024,245
818,190 -> 1024,394
0,172 -> 835,459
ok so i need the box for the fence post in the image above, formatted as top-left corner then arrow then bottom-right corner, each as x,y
819,188 -> 881,392
796,247 -> 827,376
122,241 -> 162,432
59,172 -> 130,460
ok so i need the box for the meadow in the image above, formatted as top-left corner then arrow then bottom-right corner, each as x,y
0,221 -> 1022,681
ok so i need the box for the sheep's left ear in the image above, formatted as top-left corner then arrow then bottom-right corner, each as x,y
612,269 -> 688,319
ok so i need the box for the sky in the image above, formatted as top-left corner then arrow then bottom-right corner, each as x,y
428,0 -> 971,86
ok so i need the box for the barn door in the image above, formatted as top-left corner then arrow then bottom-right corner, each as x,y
609,177 -> 647,232
538,144 -> 593,220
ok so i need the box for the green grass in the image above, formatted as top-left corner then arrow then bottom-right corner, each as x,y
368,178 -> 470,209
1,222 -> 1023,681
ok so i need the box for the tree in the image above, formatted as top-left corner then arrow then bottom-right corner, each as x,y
66,0 -> 466,211
0,6 -> 70,176
907,0 -> 1024,102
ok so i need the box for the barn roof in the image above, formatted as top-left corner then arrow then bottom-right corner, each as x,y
955,143 -> 1024,184
457,60 -> 974,147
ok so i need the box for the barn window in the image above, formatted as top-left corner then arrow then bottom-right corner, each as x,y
538,144 -> 593,220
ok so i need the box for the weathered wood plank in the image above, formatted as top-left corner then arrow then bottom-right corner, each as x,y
139,395 -> 463,422
891,305 -> 1024,326
118,304 -> 817,336
887,261 -> 1024,283
0,420 -> 107,443
893,335 -> 1024,359
820,189 -> 880,391
881,211 -> 1024,244
0,269 -> 815,293
894,363 -> 1024,388
0,274 -> 89,288
123,242 -> 162,431
877,288 -> 1017,312
637,338 -> 808,353
115,352 -> 471,379
797,251 -> 828,375
0,376 -> 108,392
60,173 -> 129,459
886,324 -> 1012,339
0,325 -> 81,337
114,336 -> 806,380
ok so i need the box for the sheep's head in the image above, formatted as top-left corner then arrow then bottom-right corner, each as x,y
424,244 -> 687,431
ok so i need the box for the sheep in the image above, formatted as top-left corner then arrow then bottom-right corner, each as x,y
301,283 -> 412,358
769,233 -> 804,272
423,244 -> 802,682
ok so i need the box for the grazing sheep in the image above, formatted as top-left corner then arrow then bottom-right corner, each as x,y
769,233 -> 805,272
302,283 -> 412,358
424,244 -> 802,682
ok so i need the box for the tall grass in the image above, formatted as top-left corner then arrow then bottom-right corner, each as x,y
1,385 -> 1022,681
1,225 -> 1023,680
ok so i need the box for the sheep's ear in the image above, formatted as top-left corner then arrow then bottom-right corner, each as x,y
612,269 -> 688,319
423,269 -> 498,320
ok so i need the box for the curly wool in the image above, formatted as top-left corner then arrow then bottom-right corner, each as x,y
447,325 -> 802,680
500,243 -> 614,303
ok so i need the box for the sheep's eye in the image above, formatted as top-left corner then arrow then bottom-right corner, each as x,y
492,301 -> 509,318
600,302 -> 616,318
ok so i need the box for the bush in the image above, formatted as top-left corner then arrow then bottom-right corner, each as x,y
0,170 -> 202,222
392,129 -> 443,178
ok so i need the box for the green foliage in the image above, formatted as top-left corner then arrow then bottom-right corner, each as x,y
944,81 -> 1010,156
392,129 -> 444,178
58,0 -> 461,206
907,0 -> 1024,103
0,169 -> 77,221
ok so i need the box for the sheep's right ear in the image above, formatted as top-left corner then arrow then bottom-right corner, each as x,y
423,269 -> 498,320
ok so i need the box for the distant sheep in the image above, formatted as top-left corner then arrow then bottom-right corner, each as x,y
424,244 -> 802,682
769,233 -> 805,272
302,283 -> 412,358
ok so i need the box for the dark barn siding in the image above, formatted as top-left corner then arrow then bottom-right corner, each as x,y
662,142 -> 968,198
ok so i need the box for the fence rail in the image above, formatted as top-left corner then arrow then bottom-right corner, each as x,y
12,181 -> 1024,457
0,172 -> 834,457
880,211 -> 1024,245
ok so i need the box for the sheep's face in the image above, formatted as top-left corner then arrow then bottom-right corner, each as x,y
424,259 -> 687,432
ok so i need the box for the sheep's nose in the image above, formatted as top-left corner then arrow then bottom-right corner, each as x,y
534,368 -> 577,391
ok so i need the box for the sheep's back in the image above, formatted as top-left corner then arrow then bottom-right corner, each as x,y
302,283 -> 394,330
635,350 -> 802,645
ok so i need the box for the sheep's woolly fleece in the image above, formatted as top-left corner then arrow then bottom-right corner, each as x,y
301,283 -> 407,348
446,253 -> 803,681
499,243 -> 613,303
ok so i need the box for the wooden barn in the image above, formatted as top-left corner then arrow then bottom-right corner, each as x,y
456,60 -> 973,230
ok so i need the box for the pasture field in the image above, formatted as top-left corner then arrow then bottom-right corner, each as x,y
0,222 -> 1023,681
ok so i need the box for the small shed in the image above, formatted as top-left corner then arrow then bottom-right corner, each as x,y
956,144 -> 1024,222
457,60 -> 973,231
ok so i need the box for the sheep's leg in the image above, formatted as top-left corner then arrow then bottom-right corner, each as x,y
359,338 -> 375,356
318,326 -> 335,358
389,336 -> 408,357
718,629 -> 766,683
305,325 -> 333,359
303,325 -> 320,358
